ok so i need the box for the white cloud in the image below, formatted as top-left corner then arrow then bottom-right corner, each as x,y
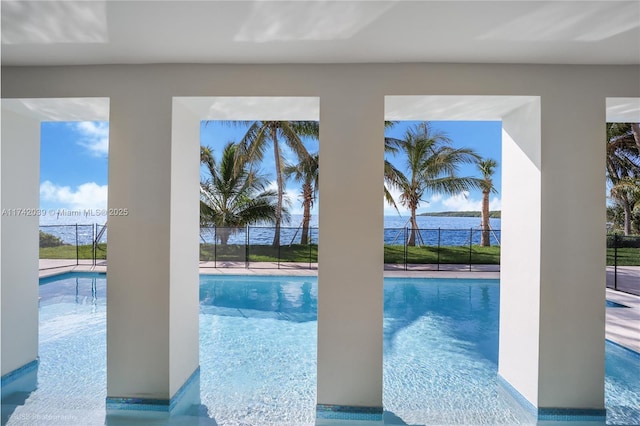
440,191 -> 502,212
71,121 -> 109,156
383,186 -> 410,215
441,191 -> 480,211
40,180 -> 108,211
285,188 -> 305,216
488,197 -> 502,211
267,181 -> 309,217
383,188 -> 502,216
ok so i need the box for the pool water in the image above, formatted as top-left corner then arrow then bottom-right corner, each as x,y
606,300 -> 629,308
2,273 -> 639,425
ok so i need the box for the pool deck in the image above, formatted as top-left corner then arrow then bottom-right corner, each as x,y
38,260 -> 640,354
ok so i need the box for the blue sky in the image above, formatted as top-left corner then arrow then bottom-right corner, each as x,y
39,120 -> 502,218
40,121 -> 109,214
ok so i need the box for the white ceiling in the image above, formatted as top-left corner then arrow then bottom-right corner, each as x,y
1,1 -> 639,66
5,96 -> 637,122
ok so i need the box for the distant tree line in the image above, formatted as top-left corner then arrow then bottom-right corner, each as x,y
419,211 -> 501,218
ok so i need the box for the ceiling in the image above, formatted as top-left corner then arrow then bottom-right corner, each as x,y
1,1 -> 639,66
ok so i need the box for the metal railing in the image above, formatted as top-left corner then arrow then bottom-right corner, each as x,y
199,226 -> 318,269
383,227 -> 501,271
39,225 -> 640,291
39,224 -> 505,271
199,226 -> 502,271
39,224 -> 107,269
607,234 -> 640,296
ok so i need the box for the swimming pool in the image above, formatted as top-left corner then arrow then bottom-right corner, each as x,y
606,300 -> 630,308
2,273 -> 639,425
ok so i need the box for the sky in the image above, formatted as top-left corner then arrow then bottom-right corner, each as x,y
40,121 -> 109,214
39,120 -> 502,220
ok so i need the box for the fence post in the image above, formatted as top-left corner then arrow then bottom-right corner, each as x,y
277,231 -> 281,269
437,228 -> 441,271
93,223 -> 96,266
214,227 -> 217,268
75,224 -> 79,266
404,227 -> 408,271
246,226 -> 250,269
309,228 -> 313,270
614,234 -> 618,291
469,228 -> 473,272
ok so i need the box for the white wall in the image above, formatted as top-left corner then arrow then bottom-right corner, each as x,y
107,90 -> 200,400
169,100 -> 200,396
537,90 -> 607,408
317,90 -> 384,407
1,108 -> 40,376
1,63 -> 638,410
106,93 -> 172,399
499,99 -> 542,404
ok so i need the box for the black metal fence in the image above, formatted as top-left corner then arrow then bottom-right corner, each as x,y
39,224 -> 502,270
199,226 -> 319,269
383,227 -> 501,271
199,226 -> 502,271
39,224 -> 107,269
38,225 -> 640,291
606,234 -> 640,296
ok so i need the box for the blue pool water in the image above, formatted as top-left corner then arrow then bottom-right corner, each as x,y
2,273 -> 639,425
606,300 -> 629,308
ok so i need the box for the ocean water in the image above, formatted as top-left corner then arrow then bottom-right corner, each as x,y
39,214 -> 501,246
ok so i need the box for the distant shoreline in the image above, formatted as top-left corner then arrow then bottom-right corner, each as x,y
418,211 -> 501,218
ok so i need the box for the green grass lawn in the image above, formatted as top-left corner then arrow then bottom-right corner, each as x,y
200,244 -> 318,263
40,244 -> 640,266
607,248 -> 640,266
384,244 -> 501,264
39,244 -> 107,260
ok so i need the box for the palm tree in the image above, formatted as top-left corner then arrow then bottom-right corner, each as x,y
200,143 -> 285,245
477,158 -> 498,246
388,122 -> 481,246
384,121 -> 407,212
232,120 -> 318,247
606,123 -> 640,235
610,177 -> 640,234
284,153 -> 319,245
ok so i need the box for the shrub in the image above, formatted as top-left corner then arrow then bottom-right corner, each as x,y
39,230 -> 65,248
607,234 -> 640,249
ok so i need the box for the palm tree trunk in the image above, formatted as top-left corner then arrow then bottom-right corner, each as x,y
218,227 -> 230,246
480,189 -> 491,247
301,183 -> 311,245
272,125 -> 283,247
408,206 -> 418,246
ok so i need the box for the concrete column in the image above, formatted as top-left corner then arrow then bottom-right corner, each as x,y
1,107 -> 40,390
317,91 -> 384,418
499,95 -> 606,419
106,94 -> 200,411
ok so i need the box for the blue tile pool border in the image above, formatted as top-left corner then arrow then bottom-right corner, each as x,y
606,338 -> 640,358
316,404 -> 383,421
497,375 -> 607,421
1,359 -> 38,388
169,366 -> 200,412
106,366 -> 200,412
